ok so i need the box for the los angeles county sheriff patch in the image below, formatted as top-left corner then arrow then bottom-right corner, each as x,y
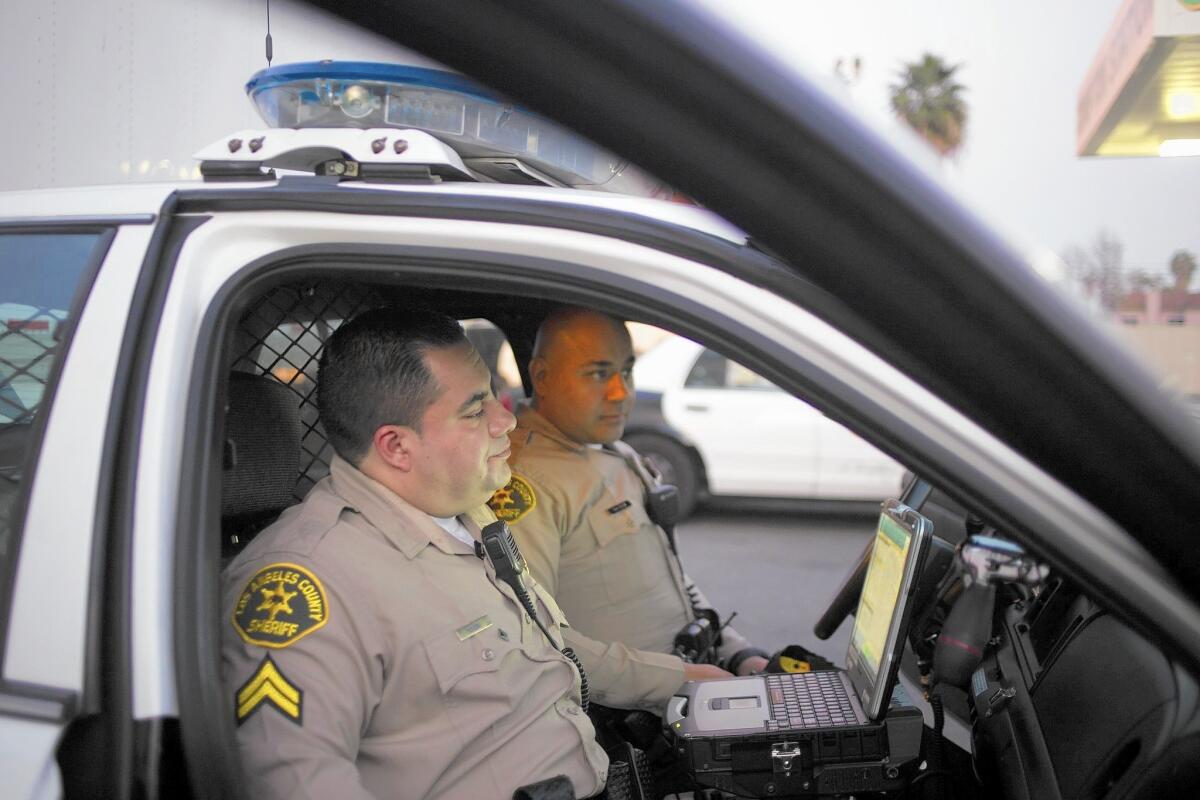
233,562 -> 329,648
488,474 -> 536,523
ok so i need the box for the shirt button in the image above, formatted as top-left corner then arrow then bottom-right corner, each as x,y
482,648 -> 495,661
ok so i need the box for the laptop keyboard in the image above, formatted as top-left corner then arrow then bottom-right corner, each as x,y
765,672 -> 860,730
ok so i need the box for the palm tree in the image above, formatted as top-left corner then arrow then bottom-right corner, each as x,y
889,53 -> 968,158
1169,250 -> 1197,292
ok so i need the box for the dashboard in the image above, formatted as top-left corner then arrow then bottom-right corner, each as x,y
893,489 -> 1200,800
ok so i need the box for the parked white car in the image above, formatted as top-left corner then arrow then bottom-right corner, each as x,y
628,335 -> 905,515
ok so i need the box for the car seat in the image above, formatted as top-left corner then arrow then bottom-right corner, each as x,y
221,372 -> 303,559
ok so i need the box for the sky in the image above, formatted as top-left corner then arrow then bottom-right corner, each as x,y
688,0 -> 1200,278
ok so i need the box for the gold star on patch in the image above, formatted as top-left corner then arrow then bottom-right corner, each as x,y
257,580 -> 298,622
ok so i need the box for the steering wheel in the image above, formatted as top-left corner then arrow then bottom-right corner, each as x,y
813,475 -> 934,640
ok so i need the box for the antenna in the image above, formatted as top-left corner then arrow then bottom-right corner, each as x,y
265,0 -> 274,66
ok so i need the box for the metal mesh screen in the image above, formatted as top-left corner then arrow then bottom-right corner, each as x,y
0,308 -> 64,552
0,309 -> 59,426
1,231 -> 104,562
232,281 -> 384,502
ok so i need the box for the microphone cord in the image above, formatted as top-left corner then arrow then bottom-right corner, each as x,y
513,583 -> 590,713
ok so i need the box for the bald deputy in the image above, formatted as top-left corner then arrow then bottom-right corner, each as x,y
488,308 -> 770,713
221,308 -> 608,799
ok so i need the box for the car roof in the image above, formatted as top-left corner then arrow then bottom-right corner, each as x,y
0,175 -> 748,245
0,182 -> 182,219
304,0 -> 1200,600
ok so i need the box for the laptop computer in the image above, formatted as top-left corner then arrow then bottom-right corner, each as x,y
667,499 -> 932,736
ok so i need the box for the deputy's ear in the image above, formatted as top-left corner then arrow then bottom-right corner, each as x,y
372,424 -> 417,471
529,356 -> 549,398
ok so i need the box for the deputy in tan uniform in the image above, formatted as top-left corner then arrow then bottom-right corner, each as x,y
489,308 -> 770,713
221,308 -> 608,799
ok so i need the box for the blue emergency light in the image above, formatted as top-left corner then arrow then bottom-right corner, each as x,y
246,61 -> 639,191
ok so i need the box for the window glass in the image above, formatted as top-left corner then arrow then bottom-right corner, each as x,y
0,232 -> 103,561
684,347 -> 779,392
684,348 -> 727,388
727,360 -> 779,391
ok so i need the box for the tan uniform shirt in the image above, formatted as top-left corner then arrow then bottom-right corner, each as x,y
221,455 -> 608,800
491,406 -> 753,711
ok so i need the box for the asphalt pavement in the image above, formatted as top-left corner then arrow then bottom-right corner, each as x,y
675,507 -> 878,667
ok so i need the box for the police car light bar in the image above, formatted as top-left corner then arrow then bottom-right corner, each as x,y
244,61 -> 673,196
193,127 -> 474,183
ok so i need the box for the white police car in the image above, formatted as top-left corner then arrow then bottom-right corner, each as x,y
628,334 -> 905,516
3,5 -> 1200,797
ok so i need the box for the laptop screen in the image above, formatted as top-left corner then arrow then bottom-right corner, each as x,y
845,501 -> 931,720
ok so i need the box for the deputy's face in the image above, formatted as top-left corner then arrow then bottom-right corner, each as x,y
411,342 -> 517,516
534,316 -> 635,445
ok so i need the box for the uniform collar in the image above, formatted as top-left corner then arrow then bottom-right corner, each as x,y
328,454 -> 482,559
514,404 -> 590,455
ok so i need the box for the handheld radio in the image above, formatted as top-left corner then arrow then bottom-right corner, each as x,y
481,519 -> 528,591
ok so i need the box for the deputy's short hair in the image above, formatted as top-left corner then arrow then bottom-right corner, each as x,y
317,307 -> 466,464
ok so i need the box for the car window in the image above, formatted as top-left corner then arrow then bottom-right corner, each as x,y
0,232 -> 103,564
727,359 -> 780,391
684,347 -> 727,388
684,347 -> 780,392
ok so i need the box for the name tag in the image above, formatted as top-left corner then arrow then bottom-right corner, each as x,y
456,615 -> 493,641
607,500 -> 632,515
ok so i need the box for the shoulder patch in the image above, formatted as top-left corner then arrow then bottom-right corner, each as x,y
236,654 -> 302,725
232,562 -> 329,649
488,474 -> 537,524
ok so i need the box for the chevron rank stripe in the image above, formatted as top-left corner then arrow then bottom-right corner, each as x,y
236,655 -> 303,725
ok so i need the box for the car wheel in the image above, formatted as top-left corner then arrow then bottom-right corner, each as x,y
624,433 -> 701,519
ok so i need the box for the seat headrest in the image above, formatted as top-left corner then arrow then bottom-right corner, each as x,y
221,372 -> 302,524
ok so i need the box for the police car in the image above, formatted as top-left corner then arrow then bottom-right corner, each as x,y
628,334 -> 906,516
3,2 -> 1200,797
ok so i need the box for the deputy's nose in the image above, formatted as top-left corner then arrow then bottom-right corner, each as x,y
606,372 -> 631,402
490,400 -> 517,437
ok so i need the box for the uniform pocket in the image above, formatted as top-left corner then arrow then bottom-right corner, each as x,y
588,490 -> 641,549
421,622 -> 518,696
586,495 -> 661,604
